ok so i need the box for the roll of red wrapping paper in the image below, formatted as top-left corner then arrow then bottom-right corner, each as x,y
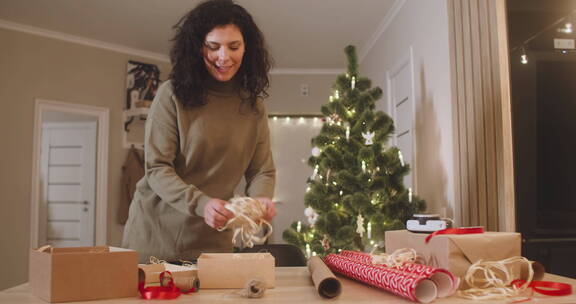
324,254 -> 438,303
340,250 -> 459,297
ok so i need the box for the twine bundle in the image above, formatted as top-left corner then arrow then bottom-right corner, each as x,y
370,248 -> 418,267
459,256 -> 534,301
239,279 -> 266,298
217,197 -> 272,248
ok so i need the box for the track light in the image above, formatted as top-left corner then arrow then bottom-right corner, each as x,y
521,47 -> 528,64
558,15 -> 574,34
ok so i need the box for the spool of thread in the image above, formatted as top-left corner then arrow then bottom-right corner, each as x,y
239,279 -> 266,298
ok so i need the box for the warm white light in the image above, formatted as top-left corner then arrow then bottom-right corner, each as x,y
408,188 -> 413,202
521,54 -> 528,64
362,160 -> 366,173
273,116 -> 278,121
335,90 -> 340,99
398,150 -> 405,166
367,222 -> 372,239
299,117 -> 305,124
565,22 -> 573,33
297,221 -> 302,233
285,117 -> 291,123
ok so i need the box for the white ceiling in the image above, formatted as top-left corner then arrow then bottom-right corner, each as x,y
0,0 -> 398,69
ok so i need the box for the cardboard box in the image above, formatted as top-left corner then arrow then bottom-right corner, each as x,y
385,230 -> 521,281
197,253 -> 275,288
29,246 -> 138,302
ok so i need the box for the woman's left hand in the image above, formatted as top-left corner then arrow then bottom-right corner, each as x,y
255,197 -> 276,222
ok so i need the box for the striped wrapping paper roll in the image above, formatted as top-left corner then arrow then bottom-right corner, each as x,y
339,250 -> 459,298
324,254 -> 438,303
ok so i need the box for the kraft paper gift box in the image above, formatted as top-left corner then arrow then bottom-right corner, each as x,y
385,230 -> 521,285
29,246 -> 138,303
197,253 -> 275,288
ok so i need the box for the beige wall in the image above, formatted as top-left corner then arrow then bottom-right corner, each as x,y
267,74 -> 334,114
0,27 -> 334,291
0,28 -> 171,290
360,0 -> 455,218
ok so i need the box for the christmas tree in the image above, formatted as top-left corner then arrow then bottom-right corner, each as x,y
283,45 -> 426,257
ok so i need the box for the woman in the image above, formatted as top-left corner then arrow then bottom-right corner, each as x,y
122,0 -> 276,263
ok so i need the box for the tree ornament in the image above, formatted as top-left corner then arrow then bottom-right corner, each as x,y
311,146 -> 322,157
356,214 -> 366,237
321,235 -> 331,251
304,207 -> 319,225
311,164 -> 319,180
351,76 -> 356,90
329,113 -> 341,124
362,131 -> 375,145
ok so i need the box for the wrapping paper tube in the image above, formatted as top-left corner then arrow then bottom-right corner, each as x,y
340,250 -> 458,297
308,256 -> 342,298
138,263 -> 166,284
324,254 -> 438,303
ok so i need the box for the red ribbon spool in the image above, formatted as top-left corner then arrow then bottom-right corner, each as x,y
512,279 -> 573,297
138,271 -> 197,300
425,227 -> 485,243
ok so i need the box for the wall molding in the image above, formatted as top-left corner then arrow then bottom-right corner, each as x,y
0,19 -> 170,63
1,18 -> 345,75
270,68 -> 344,75
359,0 -> 406,63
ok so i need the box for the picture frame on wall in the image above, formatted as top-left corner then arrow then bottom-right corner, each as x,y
125,60 -> 160,110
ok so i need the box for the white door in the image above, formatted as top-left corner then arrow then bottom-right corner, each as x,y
388,48 -> 416,190
40,122 -> 97,247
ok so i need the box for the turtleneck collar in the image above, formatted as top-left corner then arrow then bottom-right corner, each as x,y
205,76 -> 241,97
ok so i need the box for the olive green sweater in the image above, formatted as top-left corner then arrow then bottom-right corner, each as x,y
122,80 -> 275,262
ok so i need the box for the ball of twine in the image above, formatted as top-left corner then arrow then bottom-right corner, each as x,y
239,279 -> 266,298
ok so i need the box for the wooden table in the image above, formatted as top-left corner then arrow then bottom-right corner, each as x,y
1,267 -> 575,303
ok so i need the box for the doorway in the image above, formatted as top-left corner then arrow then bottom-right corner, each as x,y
30,99 -> 109,248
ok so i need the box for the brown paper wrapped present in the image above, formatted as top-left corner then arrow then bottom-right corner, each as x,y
385,229 -> 521,287
198,253 -> 275,289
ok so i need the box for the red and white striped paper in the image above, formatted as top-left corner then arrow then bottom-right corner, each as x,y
340,250 -> 458,297
324,254 -> 438,303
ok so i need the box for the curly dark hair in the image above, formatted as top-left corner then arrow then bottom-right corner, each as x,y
169,0 -> 272,108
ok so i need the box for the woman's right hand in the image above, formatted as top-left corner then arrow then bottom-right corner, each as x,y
203,198 -> 234,230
